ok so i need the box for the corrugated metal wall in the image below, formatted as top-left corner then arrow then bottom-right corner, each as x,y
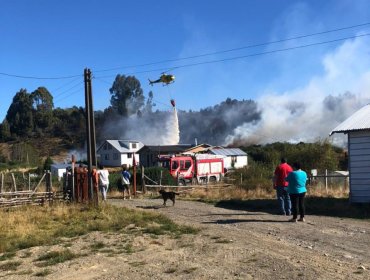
349,131 -> 370,203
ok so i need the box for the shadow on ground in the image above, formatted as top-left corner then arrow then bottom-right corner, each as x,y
214,197 -> 370,219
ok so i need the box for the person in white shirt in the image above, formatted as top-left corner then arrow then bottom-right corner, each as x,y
98,165 -> 110,201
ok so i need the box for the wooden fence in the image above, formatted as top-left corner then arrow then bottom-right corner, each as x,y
0,171 -> 63,208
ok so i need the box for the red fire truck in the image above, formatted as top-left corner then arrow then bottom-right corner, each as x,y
159,154 -> 225,185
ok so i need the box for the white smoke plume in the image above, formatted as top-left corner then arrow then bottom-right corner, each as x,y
225,35 -> 370,146
101,108 -> 180,145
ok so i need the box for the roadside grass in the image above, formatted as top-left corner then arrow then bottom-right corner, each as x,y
0,260 -> 22,271
181,186 -> 369,219
34,249 -> 78,267
34,269 -> 52,277
0,204 -> 199,254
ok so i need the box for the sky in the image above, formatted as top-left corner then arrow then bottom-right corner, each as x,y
1,0 -> 370,145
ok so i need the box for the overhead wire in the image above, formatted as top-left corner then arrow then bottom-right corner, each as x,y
0,22 -> 369,81
94,32 -> 370,79
93,22 -> 370,73
54,85 -> 84,103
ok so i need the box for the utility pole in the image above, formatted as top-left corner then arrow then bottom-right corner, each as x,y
84,68 -> 98,205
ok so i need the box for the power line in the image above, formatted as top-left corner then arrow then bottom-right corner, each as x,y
0,72 -> 81,80
94,32 -> 370,78
53,81 -> 84,99
54,85 -> 84,103
94,22 -> 370,73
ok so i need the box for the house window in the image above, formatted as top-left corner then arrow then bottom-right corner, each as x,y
127,153 -> 132,158
113,153 -> 119,160
104,154 -> 109,160
108,144 -> 112,150
104,143 -> 108,150
132,143 -> 137,149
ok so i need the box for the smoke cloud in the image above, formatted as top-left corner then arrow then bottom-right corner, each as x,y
225,35 -> 370,146
100,108 -> 180,145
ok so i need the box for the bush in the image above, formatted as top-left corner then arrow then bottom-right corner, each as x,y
230,162 -> 274,193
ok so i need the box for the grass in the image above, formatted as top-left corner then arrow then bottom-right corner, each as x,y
0,251 -> 16,261
0,204 -> 198,254
0,260 -> 22,271
89,242 -> 106,251
34,249 -> 78,267
34,269 -> 52,277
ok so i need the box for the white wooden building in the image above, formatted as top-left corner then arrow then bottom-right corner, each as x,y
330,104 -> 370,203
50,163 -> 71,181
208,147 -> 248,170
97,140 -> 144,167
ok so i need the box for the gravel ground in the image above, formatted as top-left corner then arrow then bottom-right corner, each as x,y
2,197 -> 370,280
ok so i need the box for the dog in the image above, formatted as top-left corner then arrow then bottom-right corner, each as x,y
159,189 -> 180,206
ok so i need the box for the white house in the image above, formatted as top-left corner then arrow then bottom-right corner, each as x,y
330,104 -> 370,203
97,140 -> 144,167
208,147 -> 248,169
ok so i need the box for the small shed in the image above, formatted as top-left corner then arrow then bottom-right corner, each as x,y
330,104 -> 370,203
51,163 -> 71,181
208,147 -> 248,169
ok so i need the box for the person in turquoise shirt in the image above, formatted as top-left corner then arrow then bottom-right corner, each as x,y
286,162 -> 307,222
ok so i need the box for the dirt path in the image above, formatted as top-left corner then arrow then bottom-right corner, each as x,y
3,198 -> 370,279
108,198 -> 370,280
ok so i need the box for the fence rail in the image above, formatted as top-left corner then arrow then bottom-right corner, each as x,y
0,171 -> 58,209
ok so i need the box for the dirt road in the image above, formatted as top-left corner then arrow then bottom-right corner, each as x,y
3,198 -> 370,279
108,198 -> 370,280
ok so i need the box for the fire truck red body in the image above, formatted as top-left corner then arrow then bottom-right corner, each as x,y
159,154 -> 224,185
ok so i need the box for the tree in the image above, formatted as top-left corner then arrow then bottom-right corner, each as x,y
109,75 -> 145,117
31,87 -> 54,130
5,89 -> 34,137
0,120 -> 11,141
43,156 -> 53,171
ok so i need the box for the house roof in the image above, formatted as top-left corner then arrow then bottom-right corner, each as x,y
183,143 -> 213,154
330,104 -> 370,135
97,140 -> 144,153
140,144 -> 192,153
209,148 -> 247,156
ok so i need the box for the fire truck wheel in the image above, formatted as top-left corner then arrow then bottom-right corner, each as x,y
178,179 -> 186,186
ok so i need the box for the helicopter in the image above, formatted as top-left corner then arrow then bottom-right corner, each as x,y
149,73 -> 175,86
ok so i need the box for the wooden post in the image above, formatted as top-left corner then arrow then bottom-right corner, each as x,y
71,155 -> 75,202
159,170 -> 163,186
141,165 -> 146,194
11,173 -> 16,192
28,173 -> 31,191
133,164 -> 137,197
45,171 -> 52,205
325,169 -> 328,194
0,172 -> 3,193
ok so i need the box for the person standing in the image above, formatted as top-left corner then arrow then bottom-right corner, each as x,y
121,165 -> 131,200
98,165 -> 110,201
286,162 -> 308,222
273,158 -> 293,216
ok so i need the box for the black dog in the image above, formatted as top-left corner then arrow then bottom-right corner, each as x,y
159,190 -> 180,206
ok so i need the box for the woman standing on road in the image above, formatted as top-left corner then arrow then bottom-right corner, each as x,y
286,162 -> 307,222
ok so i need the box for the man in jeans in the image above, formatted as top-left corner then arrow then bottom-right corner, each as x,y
273,158 -> 293,215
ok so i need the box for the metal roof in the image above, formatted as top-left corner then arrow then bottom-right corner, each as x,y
330,104 -> 370,135
97,140 -> 144,153
209,148 -> 247,156
141,144 -> 192,153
